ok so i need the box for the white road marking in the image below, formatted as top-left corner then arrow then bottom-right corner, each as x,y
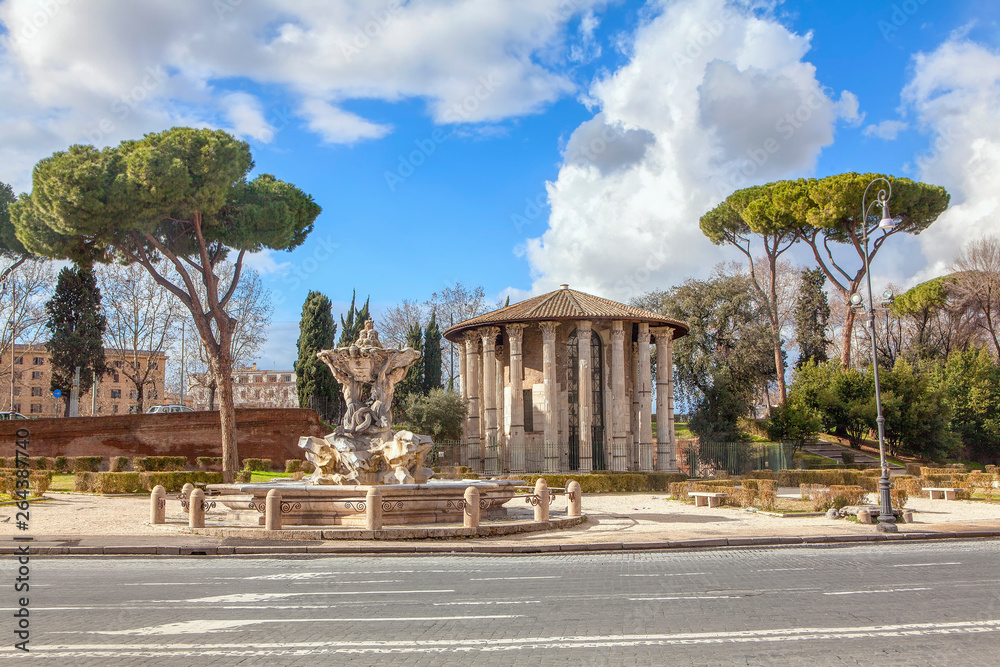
470,576 -> 560,581
620,572 -> 705,577
22,619 -> 1000,657
824,587 -> 930,596
892,562 -> 961,568
54,615 -> 523,636
433,601 -> 541,606
628,595 -> 744,601
177,589 -> 453,604
755,568 -> 810,572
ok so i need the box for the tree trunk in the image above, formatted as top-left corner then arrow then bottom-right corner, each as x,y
841,307 -> 856,368
212,355 -> 238,483
208,382 -> 217,411
136,384 -> 144,413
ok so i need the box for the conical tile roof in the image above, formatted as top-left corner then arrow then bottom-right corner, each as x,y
443,285 -> 688,341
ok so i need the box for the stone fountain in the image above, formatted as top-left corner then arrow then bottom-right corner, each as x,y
209,320 -> 521,526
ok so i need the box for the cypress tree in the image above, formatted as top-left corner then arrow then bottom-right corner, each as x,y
395,322 -> 424,406
45,266 -> 108,415
422,310 -> 442,393
295,291 -> 339,412
337,290 -> 372,346
794,268 -> 831,368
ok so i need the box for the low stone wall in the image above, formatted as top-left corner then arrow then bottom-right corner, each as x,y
0,409 -> 329,466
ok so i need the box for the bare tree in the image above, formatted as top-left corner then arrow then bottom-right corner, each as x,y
425,283 -> 491,390
184,265 -> 272,409
952,236 -> 1000,358
98,263 -> 183,412
0,259 -> 55,412
378,299 -> 426,349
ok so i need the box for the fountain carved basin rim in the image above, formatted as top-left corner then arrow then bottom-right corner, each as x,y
209,479 -> 525,527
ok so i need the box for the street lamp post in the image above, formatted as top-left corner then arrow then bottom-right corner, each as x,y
857,177 -> 898,533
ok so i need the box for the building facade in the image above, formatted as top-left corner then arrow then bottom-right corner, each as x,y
188,363 -> 298,410
444,285 -> 688,473
0,345 -> 168,417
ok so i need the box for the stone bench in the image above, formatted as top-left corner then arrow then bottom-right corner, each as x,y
923,487 -> 959,500
688,492 -> 727,508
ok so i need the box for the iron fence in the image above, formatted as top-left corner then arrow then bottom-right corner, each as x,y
678,440 -> 794,478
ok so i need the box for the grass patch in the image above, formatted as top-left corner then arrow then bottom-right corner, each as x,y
250,471 -> 295,483
50,474 -> 75,492
675,422 -> 693,439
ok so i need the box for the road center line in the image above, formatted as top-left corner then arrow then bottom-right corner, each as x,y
824,587 -> 930,596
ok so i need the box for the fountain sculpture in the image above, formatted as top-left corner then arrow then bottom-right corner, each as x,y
209,320 -> 521,527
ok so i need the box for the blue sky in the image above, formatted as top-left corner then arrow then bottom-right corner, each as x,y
2,0 -> 999,370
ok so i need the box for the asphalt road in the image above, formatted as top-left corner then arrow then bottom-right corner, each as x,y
5,539 -> 1000,666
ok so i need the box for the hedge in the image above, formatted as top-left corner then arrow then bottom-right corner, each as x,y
72,456 -> 103,472
74,471 -> 225,493
242,458 -> 274,472
132,456 -> 187,472
54,456 -> 68,472
285,459 -> 316,474
776,469 -> 865,488
109,456 -> 129,472
514,472 -> 687,494
197,457 -> 223,470
0,469 -> 53,497
810,485 -> 867,511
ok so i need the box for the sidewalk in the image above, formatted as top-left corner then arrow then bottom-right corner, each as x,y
2,491 -> 998,555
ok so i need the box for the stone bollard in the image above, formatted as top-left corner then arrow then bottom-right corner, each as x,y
566,480 -> 582,518
902,510 -> 914,524
366,487 -> 383,531
825,508 -> 839,520
463,486 -> 480,529
181,483 -> 195,511
265,489 -> 282,531
189,488 -> 206,528
857,509 -> 872,525
534,479 -> 549,523
150,485 -> 166,524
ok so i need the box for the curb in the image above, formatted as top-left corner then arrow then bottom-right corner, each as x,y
5,530 -> 998,556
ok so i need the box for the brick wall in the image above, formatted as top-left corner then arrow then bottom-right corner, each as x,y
0,409 -> 330,465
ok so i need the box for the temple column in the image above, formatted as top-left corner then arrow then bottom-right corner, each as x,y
653,327 -> 677,472
637,323 -> 653,470
495,343 -> 505,471
480,326 -> 500,474
610,321 -> 627,472
631,339 -> 640,471
464,332 -> 481,470
506,324 -> 526,473
458,341 -> 468,446
577,320 -> 593,473
539,321 -> 559,472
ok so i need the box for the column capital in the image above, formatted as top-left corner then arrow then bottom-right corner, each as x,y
464,331 -> 481,351
610,320 -> 625,342
504,323 -> 527,345
479,326 -> 501,345
651,325 -> 675,342
539,321 -> 559,340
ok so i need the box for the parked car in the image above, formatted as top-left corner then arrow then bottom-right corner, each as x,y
145,405 -> 194,414
0,412 -> 28,420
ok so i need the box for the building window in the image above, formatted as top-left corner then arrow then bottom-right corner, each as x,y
30,404 -> 42,414
129,405 -> 137,413
30,387 -> 42,397
268,375 -> 276,382
282,375 -> 291,382
31,371 -> 42,380
113,360 -> 122,368
523,388 -> 534,432
111,389 -> 121,399
113,373 -> 120,383
129,390 -> 137,399
12,387 -> 19,396
14,356 -> 22,365
33,357 -> 44,365
150,362 -> 158,370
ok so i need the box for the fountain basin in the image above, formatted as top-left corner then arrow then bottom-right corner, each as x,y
208,478 -> 524,527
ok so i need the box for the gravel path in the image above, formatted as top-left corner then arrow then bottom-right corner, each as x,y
3,490 -> 998,543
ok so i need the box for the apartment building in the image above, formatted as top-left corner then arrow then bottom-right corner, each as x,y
0,344 -> 168,417
188,363 -> 298,410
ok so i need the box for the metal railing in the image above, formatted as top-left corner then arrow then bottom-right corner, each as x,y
430,440 -> 693,474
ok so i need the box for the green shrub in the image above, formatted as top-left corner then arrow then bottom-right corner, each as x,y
285,459 -> 303,473
242,458 -> 273,472
514,472 -> 687,494
235,470 -> 252,483
73,472 -> 94,492
53,456 -> 68,473
33,457 -> 48,470
840,451 -> 855,466
742,470 -> 776,480
142,471 -> 224,492
777,469 -> 863,487
109,456 -> 129,472
132,456 -> 187,472
92,472 -> 144,494
0,470 -> 52,497
72,457 -> 103,472
893,476 -> 923,496
197,457 -> 223,470
905,463 -> 923,476
74,471 -> 222,493
811,485 -> 867,511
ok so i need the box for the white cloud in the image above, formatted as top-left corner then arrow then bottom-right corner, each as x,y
243,249 -> 293,276
863,119 -> 909,140
902,39 -> 1000,280
524,0 -> 860,300
0,0 -> 604,187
